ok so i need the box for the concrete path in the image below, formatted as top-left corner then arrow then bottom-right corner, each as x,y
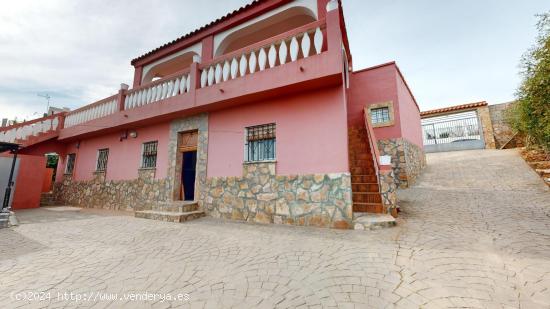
1,149 -> 549,308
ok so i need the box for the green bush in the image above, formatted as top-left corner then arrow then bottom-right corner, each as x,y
511,12 -> 550,151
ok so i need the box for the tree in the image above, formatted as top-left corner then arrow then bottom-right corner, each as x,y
512,12 -> 550,151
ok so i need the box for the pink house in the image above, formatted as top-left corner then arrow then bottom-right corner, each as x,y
0,0 -> 424,229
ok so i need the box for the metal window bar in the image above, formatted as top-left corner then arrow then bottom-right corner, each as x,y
422,116 -> 481,145
66,153 -> 76,174
371,107 -> 390,124
246,123 -> 276,162
96,149 -> 109,171
142,141 -> 158,168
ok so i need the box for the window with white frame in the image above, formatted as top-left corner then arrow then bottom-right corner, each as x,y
370,107 -> 391,124
141,141 -> 158,168
65,153 -> 76,174
96,148 -> 109,171
245,123 -> 276,162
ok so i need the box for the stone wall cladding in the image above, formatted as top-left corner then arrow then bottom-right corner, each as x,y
378,170 -> 397,209
167,114 -> 209,204
53,114 -> 209,211
202,162 -> 353,229
489,102 -> 522,148
477,106 -> 497,149
53,169 -> 171,211
377,138 -> 426,188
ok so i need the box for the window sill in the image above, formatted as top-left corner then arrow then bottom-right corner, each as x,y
372,121 -> 395,128
243,160 -> 277,165
138,167 -> 157,171
93,170 -> 106,174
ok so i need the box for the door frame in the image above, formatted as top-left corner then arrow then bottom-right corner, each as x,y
172,130 -> 199,201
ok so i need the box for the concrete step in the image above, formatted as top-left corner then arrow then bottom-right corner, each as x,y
135,210 -> 205,223
351,183 -> 379,192
351,175 -> 378,183
352,202 -> 384,213
353,213 -> 396,230
352,192 -> 382,203
151,201 -> 199,213
0,212 -> 9,228
351,166 -> 376,176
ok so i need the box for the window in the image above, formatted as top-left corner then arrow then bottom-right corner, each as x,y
141,141 -> 158,168
65,153 -> 76,174
371,107 -> 391,124
96,149 -> 109,171
245,123 -> 276,162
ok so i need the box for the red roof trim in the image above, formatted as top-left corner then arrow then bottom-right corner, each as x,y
131,0 -> 287,66
420,101 -> 487,117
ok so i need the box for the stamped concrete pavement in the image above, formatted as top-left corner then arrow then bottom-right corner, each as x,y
0,149 -> 549,308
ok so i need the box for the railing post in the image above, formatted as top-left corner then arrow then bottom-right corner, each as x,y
118,83 -> 129,111
325,0 -> 342,54
189,55 -> 201,99
59,113 -> 67,130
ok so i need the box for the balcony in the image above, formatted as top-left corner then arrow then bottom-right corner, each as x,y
58,9 -> 345,141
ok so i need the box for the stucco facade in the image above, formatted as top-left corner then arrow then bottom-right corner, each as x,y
2,0 -> 425,227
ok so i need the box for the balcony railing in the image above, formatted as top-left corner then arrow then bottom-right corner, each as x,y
0,113 -> 63,144
58,18 -> 333,135
199,19 -> 326,88
64,95 -> 118,128
124,68 -> 191,110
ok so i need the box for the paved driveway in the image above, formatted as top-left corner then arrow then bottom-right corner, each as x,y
1,149 -> 549,308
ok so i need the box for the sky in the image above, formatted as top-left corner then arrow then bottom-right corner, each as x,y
0,0 -> 548,121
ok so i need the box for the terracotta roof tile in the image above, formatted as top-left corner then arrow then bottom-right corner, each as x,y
131,0 -> 266,65
420,101 -> 487,117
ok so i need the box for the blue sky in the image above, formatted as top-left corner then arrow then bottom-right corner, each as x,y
0,0 -> 548,121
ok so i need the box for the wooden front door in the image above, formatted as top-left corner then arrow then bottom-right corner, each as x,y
175,131 -> 198,200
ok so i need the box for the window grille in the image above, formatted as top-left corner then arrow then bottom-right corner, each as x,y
371,107 -> 391,124
96,149 -> 109,171
65,153 -> 76,174
245,123 -> 276,162
142,141 -> 158,168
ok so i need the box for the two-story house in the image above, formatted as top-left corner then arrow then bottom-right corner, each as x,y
0,0 -> 425,229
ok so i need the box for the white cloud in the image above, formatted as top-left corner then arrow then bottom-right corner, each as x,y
0,0 -> 547,121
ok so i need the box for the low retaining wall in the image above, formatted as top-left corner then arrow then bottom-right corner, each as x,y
53,169 -> 171,211
377,138 -> 426,188
203,163 -> 353,229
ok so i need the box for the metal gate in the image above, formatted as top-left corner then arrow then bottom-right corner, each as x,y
421,110 -> 485,153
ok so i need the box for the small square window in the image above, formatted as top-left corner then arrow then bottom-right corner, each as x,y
142,141 -> 158,168
65,153 -> 76,174
371,107 -> 391,124
96,149 -> 109,171
245,123 -> 276,162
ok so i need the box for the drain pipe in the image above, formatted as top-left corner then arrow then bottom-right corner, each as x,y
2,148 -> 18,212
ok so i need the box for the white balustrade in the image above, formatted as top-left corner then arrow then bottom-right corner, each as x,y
199,26 -> 325,88
125,71 -> 191,110
0,115 -> 62,143
64,97 -> 118,128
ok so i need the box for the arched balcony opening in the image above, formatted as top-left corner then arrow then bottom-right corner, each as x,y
141,51 -> 198,84
214,6 -> 317,57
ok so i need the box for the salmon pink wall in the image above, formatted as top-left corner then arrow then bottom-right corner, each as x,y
207,86 -> 349,177
58,122 -> 170,181
349,63 -> 401,140
395,72 -> 423,147
11,154 -> 46,209
348,62 -> 422,146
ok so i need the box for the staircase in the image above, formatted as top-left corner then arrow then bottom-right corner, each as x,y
348,126 -> 384,213
134,201 -> 205,223
348,125 -> 397,230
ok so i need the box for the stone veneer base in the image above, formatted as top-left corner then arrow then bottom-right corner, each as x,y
377,138 -> 426,188
203,163 -> 354,229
